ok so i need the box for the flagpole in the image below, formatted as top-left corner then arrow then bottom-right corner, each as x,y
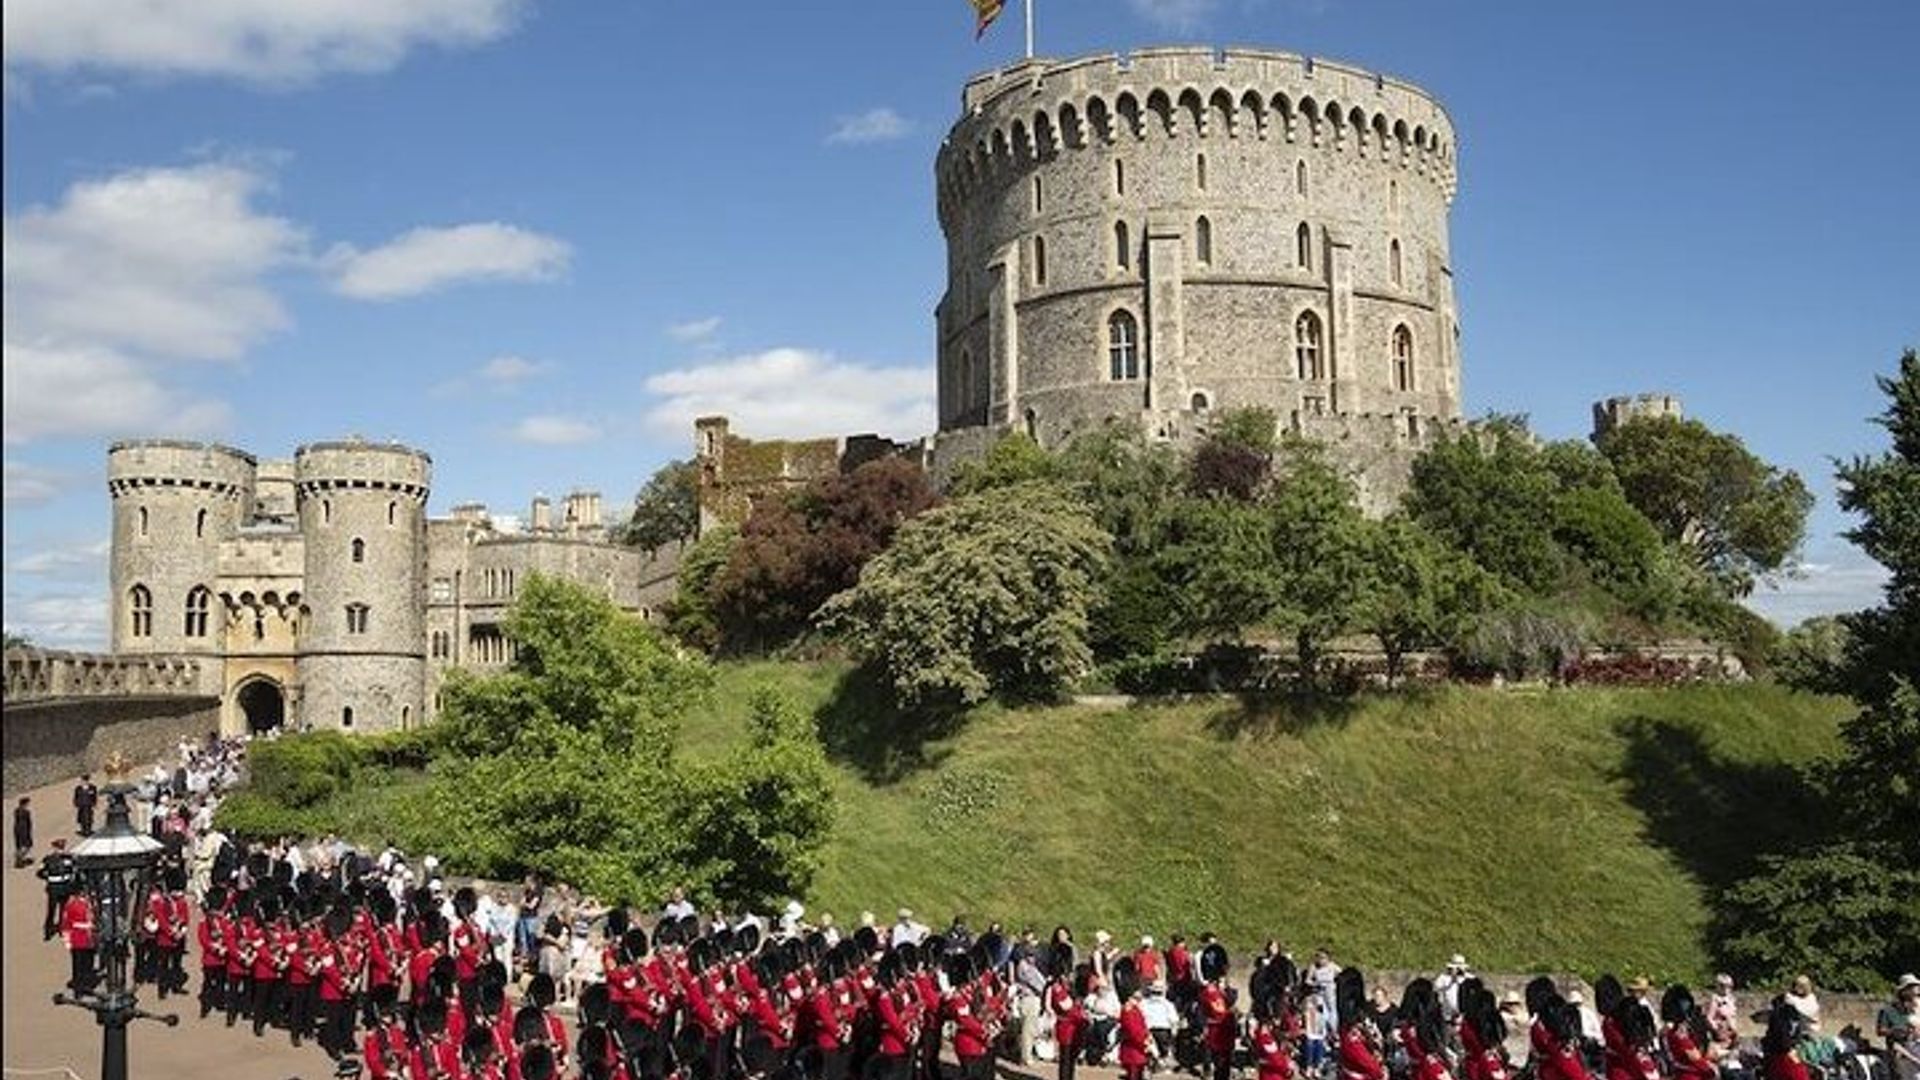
1024,0 -> 1034,59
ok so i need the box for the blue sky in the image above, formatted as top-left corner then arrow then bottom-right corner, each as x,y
4,0 -> 1916,647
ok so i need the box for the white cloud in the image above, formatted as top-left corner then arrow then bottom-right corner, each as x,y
326,222 -> 571,300
512,415 -> 601,445
643,348 -> 934,441
1,592 -> 108,650
667,317 -> 722,343
828,108 -> 912,145
480,354 -> 547,383
1128,0 -> 1217,30
3,461 -> 69,504
1744,551 -> 1891,627
3,340 -> 231,445
3,162 -> 305,361
2,0 -> 523,85
10,539 -> 110,581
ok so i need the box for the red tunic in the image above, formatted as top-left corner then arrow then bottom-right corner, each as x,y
1119,1001 -> 1153,1072
452,918 -> 483,981
319,945 -> 351,1003
805,986 -> 842,1051
1254,1024 -> 1296,1080
224,917 -> 249,977
408,946 -> 439,1002
1765,1054 -> 1809,1080
951,995 -> 990,1061
1665,1027 -> 1716,1080
1466,1047 -> 1511,1080
1339,1026 -> 1387,1080
363,1025 -> 411,1080
197,910 -> 226,971
285,928 -> 312,987
1202,984 -> 1237,1054
1538,1029 -> 1592,1080
1134,950 -> 1163,984
249,925 -> 280,982
1049,980 -> 1084,1053
60,894 -> 95,951
877,986 -> 916,1057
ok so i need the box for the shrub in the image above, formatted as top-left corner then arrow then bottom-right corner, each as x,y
213,790 -> 318,840
247,731 -> 365,809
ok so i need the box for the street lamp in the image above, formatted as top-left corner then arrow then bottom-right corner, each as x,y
53,752 -> 178,1080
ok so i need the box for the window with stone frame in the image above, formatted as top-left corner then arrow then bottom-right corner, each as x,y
130,584 -> 152,639
1107,310 -> 1141,381
1393,325 -> 1415,392
1295,310 -> 1325,380
346,603 -> 370,635
184,585 -> 211,638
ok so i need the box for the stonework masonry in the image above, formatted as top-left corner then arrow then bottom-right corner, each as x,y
102,437 -> 680,736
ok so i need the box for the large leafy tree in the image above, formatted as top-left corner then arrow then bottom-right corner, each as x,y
1405,421 -> 1568,594
1357,515 -> 1506,686
429,575 -> 834,907
1597,414 -> 1813,595
618,459 -> 701,553
709,457 -> 937,653
1715,351 -> 1920,989
1267,440 -> 1370,680
819,481 -> 1112,707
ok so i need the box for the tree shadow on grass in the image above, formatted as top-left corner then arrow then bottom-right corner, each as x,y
815,664 -> 970,785
1611,714 -> 1827,891
1202,690 -> 1365,740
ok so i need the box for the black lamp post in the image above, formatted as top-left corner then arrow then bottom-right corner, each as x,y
52,753 -> 177,1080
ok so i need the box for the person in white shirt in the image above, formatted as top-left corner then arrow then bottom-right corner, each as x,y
819,912 -> 841,947
1784,975 -> 1822,1029
891,908 -> 928,947
779,900 -> 806,939
1569,990 -> 1603,1043
1436,955 -> 1473,1019
662,886 -> 697,922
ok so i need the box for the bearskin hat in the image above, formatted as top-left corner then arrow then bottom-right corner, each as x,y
521,1044 -> 557,1080
1112,956 -> 1141,1002
477,980 -> 505,1019
453,886 -> 477,919
579,982 -> 612,1026
1525,976 -> 1559,1018
1335,967 -> 1369,1030
514,1004 -> 548,1045
370,981 -> 399,1016
463,1025 -> 495,1065
605,905 -> 630,941
528,972 -> 557,1009
1200,942 -> 1230,983
1593,974 -> 1624,1018
1659,985 -> 1695,1026
416,995 -> 449,1036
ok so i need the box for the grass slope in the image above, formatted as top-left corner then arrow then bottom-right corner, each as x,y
687,663 -> 1848,981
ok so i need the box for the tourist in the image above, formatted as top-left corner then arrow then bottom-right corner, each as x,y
661,884 -> 696,922
1782,975 -> 1821,1029
12,795 -> 32,868
1089,930 -> 1118,982
1436,954 -> 1473,1019
1879,977 -> 1920,1080
1706,974 -> 1741,1049
891,907 -> 928,947
1083,969 -> 1120,1065
1308,947 -> 1341,1032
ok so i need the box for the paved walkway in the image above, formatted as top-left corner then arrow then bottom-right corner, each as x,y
4,774 -> 317,1080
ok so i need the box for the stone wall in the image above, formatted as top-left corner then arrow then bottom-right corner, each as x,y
2,695 -> 220,797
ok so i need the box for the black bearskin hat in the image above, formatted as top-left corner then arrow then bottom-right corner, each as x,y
1594,974 -> 1624,1018
1612,995 -> 1656,1045
520,1044 -> 557,1080
1047,942 -> 1076,980
477,980 -> 505,1019
1200,942 -> 1230,983
1335,967 -> 1368,1030
853,925 -> 880,956
1112,956 -> 1141,1002
734,923 -> 761,957
370,982 -> 399,1016
514,1004 -> 548,1045
1525,976 -> 1559,1018
580,1025 -> 613,1066
1541,996 -> 1578,1042
605,905 -> 630,941
528,972 -> 557,1009
463,1025 -> 495,1065
416,995 -> 449,1036
1762,1002 -> 1805,1057
1659,985 -> 1695,1026
479,959 -> 508,991
580,982 -> 612,1026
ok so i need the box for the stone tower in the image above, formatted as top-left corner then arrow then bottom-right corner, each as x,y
292,439 -> 431,732
1591,393 -> 1683,441
107,440 -> 255,656
929,47 -> 1462,505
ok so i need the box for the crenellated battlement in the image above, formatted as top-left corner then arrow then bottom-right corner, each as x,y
107,439 -> 257,497
1292,409 -> 1472,446
937,46 -> 1458,228
293,438 -> 432,500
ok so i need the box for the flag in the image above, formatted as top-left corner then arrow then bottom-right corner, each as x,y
971,0 -> 1006,38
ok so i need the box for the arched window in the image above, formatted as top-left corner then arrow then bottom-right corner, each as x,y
387,501 -> 397,527
400,705 -> 411,730
1393,325 -> 1415,392
1297,223 -> 1313,270
129,584 -> 153,639
351,538 -> 366,563
341,706 -> 354,729
1195,216 -> 1213,266
184,586 -> 211,638
137,506 -> 149,538
1024,408 -> 1039,441
1196,153 -> 1208,190
1391,239 -> 1404,287
957,349 -> 974,412
346,603 -> 369,635
1296,159 -> 1308,196
1113,158 -> 1125,196
195,508 -> 207,538
1032,175 -> 1044,213
1295,311 -> 1324,380
1191,392 -> 1211,412
1107,310 -> 1141,381
322,499 -> 332,525
1033,235 -> 1047,286
1114,220 -> 1131,270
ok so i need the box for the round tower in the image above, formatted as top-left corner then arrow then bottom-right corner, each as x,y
106,440 -> 256,655
293,438 -> 431,733
933,46 -> 1461,446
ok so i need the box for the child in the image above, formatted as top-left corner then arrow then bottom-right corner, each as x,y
1305,992 -> 1329,1075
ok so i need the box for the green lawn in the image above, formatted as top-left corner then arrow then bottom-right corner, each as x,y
308,661 -> 1850,980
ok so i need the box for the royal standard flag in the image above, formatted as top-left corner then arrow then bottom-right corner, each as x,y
971,0 -> 1006,38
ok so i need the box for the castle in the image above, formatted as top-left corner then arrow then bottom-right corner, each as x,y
103,438 -> 679,736
703,48 -> 1472,516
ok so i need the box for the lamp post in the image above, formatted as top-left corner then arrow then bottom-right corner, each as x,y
52,752 -> 177,1080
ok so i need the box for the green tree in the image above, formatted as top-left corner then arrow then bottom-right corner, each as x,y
947,433 -> 1058,495
1770,615 -> 1852,694
1052,429 -> 1185,661
1155,494 -> 1284,642
1715,352 -> 1920,989
1406,422 -> 1568,593
617,459 -> 700,553
425,576 -> 833,908
2,631 -> 29,650
1267,440 -> 1369,681
664,525 -> 737,653
819,481 -> 1112,706
1598,415 -> 1813,596
1357,516 -> 1506,686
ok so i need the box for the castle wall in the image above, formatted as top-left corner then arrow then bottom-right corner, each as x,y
215,530 -> 305,736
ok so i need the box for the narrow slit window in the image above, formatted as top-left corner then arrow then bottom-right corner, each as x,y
1115,220 -> 1131,270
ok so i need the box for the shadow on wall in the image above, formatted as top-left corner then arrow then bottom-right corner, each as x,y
1609,714 -> 1828,892
814,665 -> 969,786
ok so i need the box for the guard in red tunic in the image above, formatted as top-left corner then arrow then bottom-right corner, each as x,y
1114,957 -> 1154,1080
318,913 -> 357,1060
1760,1004 -> 1810,1080
1660,986 -> 1719,1080
224,903 -> 254,1027
949,974 -> 993,1080
285,913 -> 317,1047
1459,985 -> 1511,1080
1253,1016 -> 1298,1080
1199,943 -> 1239,1080
1536,995 -> 1593,1080
412,996 -> 465,1080
59,889 -> 96,994
164,882 -> 192,996
1399,979 -> 1457,1080
806,954 -> 851,1080
362,984 -> 411,1080
1047,946 -> 1085,1080
197,885 -> 230,1018
527,972 -> 571,1074
874,950 -> 920,1080
1337,969 -> 1387,1080
250,904 -> 288,1038
1603,997 -> 1662,1080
